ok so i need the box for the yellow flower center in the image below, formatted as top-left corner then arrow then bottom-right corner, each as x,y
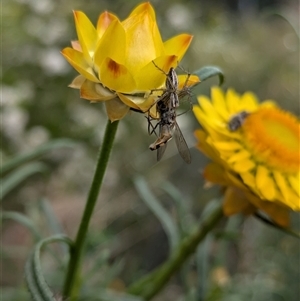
242,107 -> 300,173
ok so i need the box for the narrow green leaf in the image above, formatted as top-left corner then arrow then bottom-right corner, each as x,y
25,253 -> 47,301
194,200 -> 224,299
1,162 -> 48,200
24,235 -> 73,301
1,211 -> 41,240
161,182 -> 195,233
196,235 -> 214,300
200,199 -> 223,220
161,182 -> 186,209
194,66 -> 224,85
39,199 -> 69,256
133,176 -> 180,252
264,12 -> 299,38
39,199 -> 64,236
1,139 -> 76,175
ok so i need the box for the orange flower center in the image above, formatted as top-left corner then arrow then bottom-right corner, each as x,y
242,107 -> 300,173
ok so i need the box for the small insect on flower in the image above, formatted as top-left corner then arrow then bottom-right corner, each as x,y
228,111 -> 249,131
148,67 -> 191,164
194,87 -> 300,227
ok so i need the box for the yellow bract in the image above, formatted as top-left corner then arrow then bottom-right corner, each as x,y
194,87 -> 300,227
61,2 -> 198,121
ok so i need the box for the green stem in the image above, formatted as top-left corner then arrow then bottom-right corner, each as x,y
63,119 -> 119,300
127,203 -> 223,300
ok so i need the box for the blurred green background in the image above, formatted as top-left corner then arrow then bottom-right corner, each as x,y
2,0 -> 299,300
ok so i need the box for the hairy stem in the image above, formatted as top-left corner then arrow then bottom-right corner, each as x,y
63,120 -> 119,300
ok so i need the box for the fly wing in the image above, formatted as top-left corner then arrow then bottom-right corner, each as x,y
157,143 -> 168,161
173,122 -> 191,164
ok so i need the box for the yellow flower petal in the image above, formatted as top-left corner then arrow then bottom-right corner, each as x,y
233,159 -> 255,173
99,58 -> 136,93
73,11 -> 97,65
223,187 -> 255,215
262,205 -> 289,227
240,92 -> 259,111
273,171 -> 299,210
194,130 -> 215,158
288,174 -> 300,197
116,93 -> 142,110
71,40 -> 82,51
135,55 -> 178,91
117,93 -> 156,112
105,98 -> 130,122
198,96 -> 221,120
226,171 -> 248,190
227,150 -> 251,164
212,141 -> 243,151
285,191 -> 300,210
211,87 -> 228,120
195,134 -> 216,158
240,172 -> 256,189
256,165 -> 277,200
247,193 -> 290,227
164,34 -> 193,62
97,11 -> 119,38
193,104 -> 208,125
177,74 -> 200,89
225,88 -> 240,115
94,19 -> 126,69
219,150 -> 237,161
61,48 -> 99,83
128,2 -> 156,19
69,75 -> 85,89
261,100 -> 277,108
122,4 -> 164,72
203,163 -> 228,186
80,80 -> 116,101
206,129 -> 229,144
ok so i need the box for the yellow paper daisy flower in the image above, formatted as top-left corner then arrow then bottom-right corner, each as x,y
194,87 -> 300,227
61,2 -> 199,121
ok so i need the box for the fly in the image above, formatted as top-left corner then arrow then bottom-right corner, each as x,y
148,89 -> 191,164
146,63 -> 197,163
228,111 -> 249,131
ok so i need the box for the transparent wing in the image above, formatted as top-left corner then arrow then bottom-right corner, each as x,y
174,122 -> 191,164
157,144 -> 168,161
